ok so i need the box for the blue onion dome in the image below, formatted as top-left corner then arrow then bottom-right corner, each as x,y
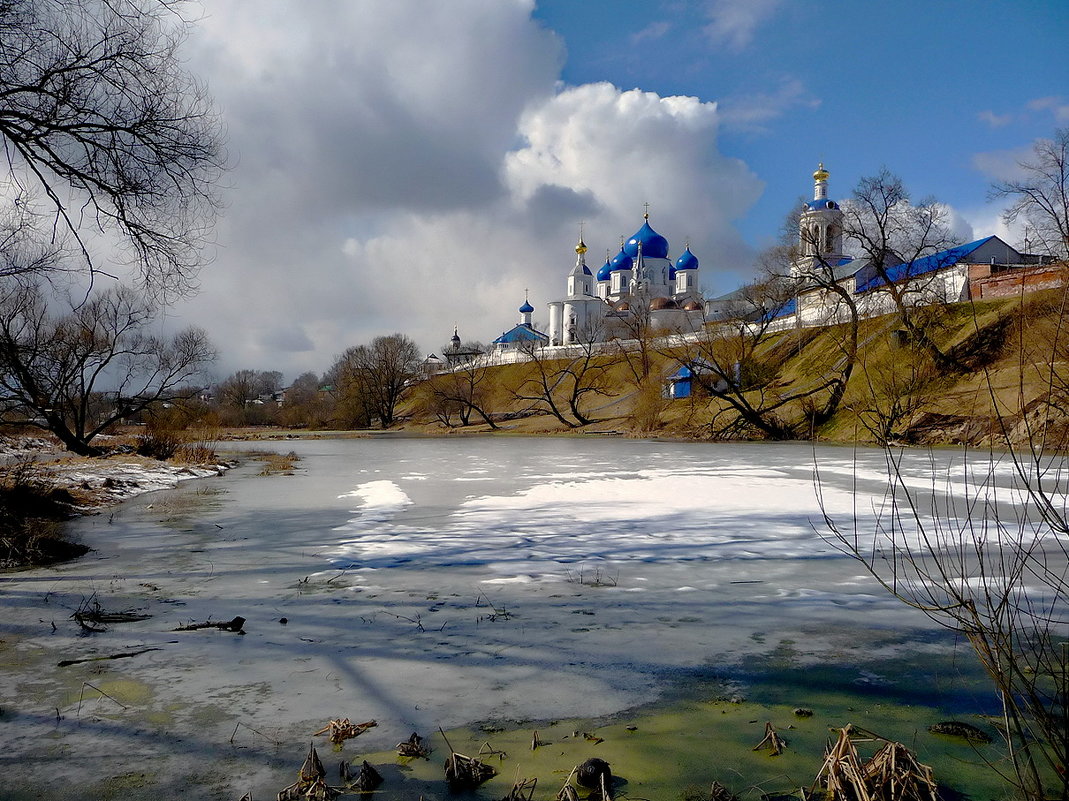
609,247 -> 633,271
519,299 -> 534,314
805,198 -> 839,211
624,219 -> 669,259
597,259 -> 612,281
675,246 -> 699,271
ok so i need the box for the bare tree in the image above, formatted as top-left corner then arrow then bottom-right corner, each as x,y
279,371 -> 331,428
421,361 -> 499,429
759,190 -> 867,429
511,326 -> 615,428
331,334 -> 421,429
214,369 -> 283,425
217,369 -> 281,409
991,128 -> 1069,260
604,299 -> 674,432
0,187 -> 70,279
0,0 -> 224,294
608,300 -> 661,386
842,170 -> 960,371
846,339 -> 945,444
822,283 -> 1069,800
664,275 -> 839,439
0,281 -> 215,454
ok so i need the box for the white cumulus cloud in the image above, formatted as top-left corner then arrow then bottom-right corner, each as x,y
165,1 -> 764,380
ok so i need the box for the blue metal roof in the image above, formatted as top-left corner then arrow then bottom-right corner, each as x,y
624,220 -> 670,259
761,296 -> 796,322
805,198 -> 839,211
493,323 -> 548,345
668,365 -> 693,380
675,246 -> 699,271
610,247 -> 633,271
854,236 -> 995,293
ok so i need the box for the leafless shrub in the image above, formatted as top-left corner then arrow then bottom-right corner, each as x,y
820,446 -> 1068,801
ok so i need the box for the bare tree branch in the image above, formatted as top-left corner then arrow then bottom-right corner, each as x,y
0,0 -> 225,296
0,280 -> 215,453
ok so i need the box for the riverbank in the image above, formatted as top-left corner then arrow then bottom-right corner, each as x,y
398,291 -> 1069,450
0,433 -> 230,568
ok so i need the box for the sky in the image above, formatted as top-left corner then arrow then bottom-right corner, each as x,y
164,0 -> 1069,380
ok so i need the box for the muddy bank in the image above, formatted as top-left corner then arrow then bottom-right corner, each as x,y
1,434 -> 230,569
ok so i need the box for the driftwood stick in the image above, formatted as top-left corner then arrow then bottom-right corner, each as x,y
230,720 -> 281,746
58,647 -> 162,668
438,726 -> 456,755
76,681 -> 127,717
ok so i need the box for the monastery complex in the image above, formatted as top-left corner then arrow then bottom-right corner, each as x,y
435,165 -> 1062,369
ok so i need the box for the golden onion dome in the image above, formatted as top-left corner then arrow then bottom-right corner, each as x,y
575,238 -> 587,255
813,162 -> 829,182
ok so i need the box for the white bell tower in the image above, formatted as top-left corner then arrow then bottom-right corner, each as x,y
795,163 -> 846,276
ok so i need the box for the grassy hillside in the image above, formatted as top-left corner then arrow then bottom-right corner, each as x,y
401,289 -> 1069,449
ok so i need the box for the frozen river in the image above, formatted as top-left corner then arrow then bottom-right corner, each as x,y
0,436 -> 1062,799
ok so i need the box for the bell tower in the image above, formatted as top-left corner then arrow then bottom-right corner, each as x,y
795,163 -> 846,276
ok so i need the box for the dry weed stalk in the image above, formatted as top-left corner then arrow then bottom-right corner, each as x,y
312,718 -> 376,745
753,722 -> 788,756
812,725 -> 938,801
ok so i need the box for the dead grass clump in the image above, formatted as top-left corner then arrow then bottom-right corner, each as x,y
257,450 -> 300,475
175,440 -> 218,464
812,725 -> 938,801
135,428 -> 182,460
0,457 -> 86,568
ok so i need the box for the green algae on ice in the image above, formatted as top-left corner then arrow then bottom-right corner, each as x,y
354,695 -> 1007,801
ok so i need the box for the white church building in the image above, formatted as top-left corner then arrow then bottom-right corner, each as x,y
544,215 -> 706,346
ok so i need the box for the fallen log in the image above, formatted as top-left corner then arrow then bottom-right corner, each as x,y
57,647 -> 162,668
71,597 -> 151,633
174,616 -> 245,633
927,721 -> 991,743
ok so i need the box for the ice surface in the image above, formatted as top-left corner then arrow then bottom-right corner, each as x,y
0,437 -> 1064,800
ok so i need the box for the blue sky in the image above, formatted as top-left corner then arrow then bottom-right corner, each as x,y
533,0 -> 1069,247
168,1 -> 1069,377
